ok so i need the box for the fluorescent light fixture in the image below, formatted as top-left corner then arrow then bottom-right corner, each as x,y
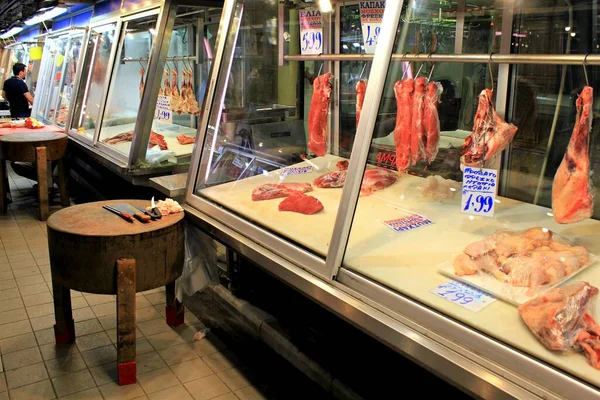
318,0 -> 332,13
25,7 -> 68,26
352,42 -> 360,48
0,26 -> 23,39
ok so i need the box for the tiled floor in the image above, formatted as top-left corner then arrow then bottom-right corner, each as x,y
0,167 -> 303,400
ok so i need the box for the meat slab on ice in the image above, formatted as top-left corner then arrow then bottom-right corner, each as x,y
252,183 -> 313,201
423,81 -> 443,163
360,168 -> 398,196
356,79 -> 367,128
461,89 -> 518,166
307,73 -> 332,157
552,86 -> 594,224
393,79 -> 414,172
278,192 -> 323,215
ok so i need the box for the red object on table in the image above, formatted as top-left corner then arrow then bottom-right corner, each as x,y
0,125 -> 64,136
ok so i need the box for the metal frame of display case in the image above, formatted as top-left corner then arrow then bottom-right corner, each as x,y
184,0 -> 600,398
62,0 -> 224,183
32,26 -> 89,126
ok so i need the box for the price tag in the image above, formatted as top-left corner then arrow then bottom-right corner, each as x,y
281,166 -> 313,176
299,10 -> 323,55
154,95 -> 172,124
232,157 -> 244,168
382,213 -> 433,233
431,280 -> 496,312
461,167 -> 498,217
359,1 -> 386,54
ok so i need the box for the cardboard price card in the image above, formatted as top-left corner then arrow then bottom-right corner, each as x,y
154,95 -> 172,124
431,280 -> 496,312
461,167 -> 498,217
382,213 -> 433,233
299,10 -> 323,55
359,1 -> 386,54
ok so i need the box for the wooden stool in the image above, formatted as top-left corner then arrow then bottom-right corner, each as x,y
47,200 -> 185,385
0,132 -> 69,220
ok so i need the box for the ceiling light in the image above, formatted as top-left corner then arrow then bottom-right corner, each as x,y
25,7 -> 68,26
0,26 -> 24,39
565,26 -> 571,32
318,0 -> 332,13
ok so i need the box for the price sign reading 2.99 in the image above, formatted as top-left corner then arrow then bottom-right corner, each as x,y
461,167 -> 498,217
359,1 -> 386,54
299,10 -> 323,56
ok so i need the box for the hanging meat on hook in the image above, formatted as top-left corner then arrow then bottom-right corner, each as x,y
170,69 -> 182,114
410,77 -> 427,165
186,67 -> 201,116
356,79 -> 367,129
139,68 -> 144,100
393,78 -> 414,172
460,89 -> 518,166
162,69 -> 172,97
423,81 -> 443,163
307,72 -> 332,157
552,86 -> 594,224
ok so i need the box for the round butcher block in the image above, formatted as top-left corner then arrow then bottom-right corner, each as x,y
0,132 -> 68,162
47,200 -> 184,294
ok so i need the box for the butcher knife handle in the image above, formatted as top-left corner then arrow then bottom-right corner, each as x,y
133,212 -> 151,223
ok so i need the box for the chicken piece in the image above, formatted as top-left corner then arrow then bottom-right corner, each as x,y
453,254 -> 479,276
552,86 -> 594,224
519,282 -> 599,351
410,77 -> 427,165
495,235 -> 535,261
393,79 -> 414,172
463,231 -> 512,258
522,227 -> 553,246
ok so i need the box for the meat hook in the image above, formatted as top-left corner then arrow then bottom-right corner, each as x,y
488,52 -> 494,91
358,63 -> 367,80
426,52 -> 436,81
583,53 -> 590,87
317,62 -> 324,76
401,52 -> 410,80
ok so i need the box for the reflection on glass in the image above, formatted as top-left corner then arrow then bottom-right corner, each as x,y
71,23 -> 117,139
53,33 -> 84,126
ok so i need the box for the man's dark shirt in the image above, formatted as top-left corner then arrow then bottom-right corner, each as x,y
3,77 -> 30,118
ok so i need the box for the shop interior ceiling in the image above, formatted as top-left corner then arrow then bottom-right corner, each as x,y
0,0 -> 93,32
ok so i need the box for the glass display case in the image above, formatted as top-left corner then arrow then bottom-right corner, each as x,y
185,0 -> 600,398
32,28 -> 87,126
65,1 -> 223,176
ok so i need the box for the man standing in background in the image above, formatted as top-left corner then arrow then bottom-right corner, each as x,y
2,63 -> 34,118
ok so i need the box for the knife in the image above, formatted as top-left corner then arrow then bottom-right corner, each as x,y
149,197 -> 162,219
133,205 -> 158,221
103,205 -> 134,223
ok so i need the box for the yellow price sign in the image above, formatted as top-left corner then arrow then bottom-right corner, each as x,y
29,46 -> 43,61
55,54 -> 64,67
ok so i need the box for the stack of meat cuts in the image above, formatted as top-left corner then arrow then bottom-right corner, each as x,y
308,73 -> 332,157
453,227 -> 590,294
393,77 -> 443,172
552,86 -> 594,224
313,161 -> 398,196
460,89 -> 518,166
518,282 -> 600,369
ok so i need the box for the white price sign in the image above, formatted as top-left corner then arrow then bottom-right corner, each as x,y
299,10 -> 323,55
154,95 -> 172,124
359,1 -> 385,54
431,280 -> 496,312
461,167 -> 498,217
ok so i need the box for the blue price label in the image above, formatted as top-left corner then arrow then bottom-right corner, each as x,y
461,167 -> 498,217
301,31 -> 322,53
365,25 -> 381,47
431,280 -> 496,312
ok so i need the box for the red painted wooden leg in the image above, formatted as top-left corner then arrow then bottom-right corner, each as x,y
165,282 -> 185,327
117,258 -> 137,385
52,280 -> 75,344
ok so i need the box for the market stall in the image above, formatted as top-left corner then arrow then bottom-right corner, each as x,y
184,0 -> 600,398
63,0 -> 226,186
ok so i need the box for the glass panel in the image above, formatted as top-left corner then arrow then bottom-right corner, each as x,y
71,23 -> 117,139
32,39 -> 57,121
39,35 -> 70,122
98,14 -> 159,155
194,0 -> 356,260
53,32 -> 84,127
141,6 -> 221,162
342,0 -> 600,390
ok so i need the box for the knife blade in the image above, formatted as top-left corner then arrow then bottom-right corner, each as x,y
103,205 -> 134,223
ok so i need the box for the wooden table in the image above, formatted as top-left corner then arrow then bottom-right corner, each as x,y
0,131 -> 69,220
47,200 -> 185,385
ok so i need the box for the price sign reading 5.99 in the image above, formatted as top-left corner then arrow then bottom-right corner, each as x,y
461,167 -> 498,217
359,1 -> 386,54
299,10 -> 323,56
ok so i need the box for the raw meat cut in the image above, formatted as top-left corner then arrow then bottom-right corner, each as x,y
393,79 -> 414,172
552,86 -> 594,224
308,73 -> 332,157
518,282 -> 598,351
278,191 -> 324,215
453,228 -> 590,294
461,89 -> 518,166
150,132 -> 168,150
356,79 -> 367,128
252,183 -> 313,201
361,168 -> 398,196
103,131 -> 134,145
336,160 -> 349,171
313,171 -> 346,188
410,77 -> 427,165
423,81 -> 443,163
176,135 -> 195,145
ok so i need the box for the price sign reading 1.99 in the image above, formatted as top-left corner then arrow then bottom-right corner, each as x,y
299,10 -> 323,56
461,167 -> 498,217
359,1 -> 386,54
